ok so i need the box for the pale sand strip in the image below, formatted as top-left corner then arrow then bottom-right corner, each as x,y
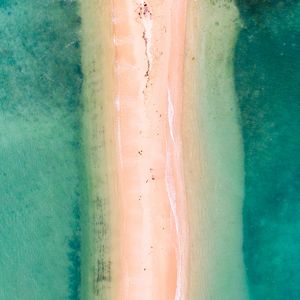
183,1 -> 249,299
112,0 -> 188,299
80,1 -> 118,299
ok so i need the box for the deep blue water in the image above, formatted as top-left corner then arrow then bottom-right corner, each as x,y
235,1 -> 300,299
0,1 -> 84,299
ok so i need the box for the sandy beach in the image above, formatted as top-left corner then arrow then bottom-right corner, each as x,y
112,0 -> 188,299
81,0 -> 188,299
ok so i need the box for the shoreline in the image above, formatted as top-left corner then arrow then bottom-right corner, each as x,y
80,0 -> 117,298
183,1 -> 249,299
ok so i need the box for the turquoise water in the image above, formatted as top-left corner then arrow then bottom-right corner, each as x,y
0,1 -> 85,299
235,1 -> 300,298
1,0 -> 300,299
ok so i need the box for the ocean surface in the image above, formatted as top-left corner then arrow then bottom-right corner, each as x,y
1,0 -> 299,299
235,0 -> 300,298
0,1 -> 84,299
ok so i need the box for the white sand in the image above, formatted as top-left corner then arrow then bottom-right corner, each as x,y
112,0 -> 188,299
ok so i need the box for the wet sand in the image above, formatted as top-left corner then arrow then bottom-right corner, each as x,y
112,0 -> 188,299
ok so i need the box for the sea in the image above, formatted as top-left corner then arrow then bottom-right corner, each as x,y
235,0 -> 300,298
0,1 -> 85,299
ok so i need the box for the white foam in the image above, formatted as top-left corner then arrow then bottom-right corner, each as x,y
168,88 -> 175,144
165,88 -> 184,300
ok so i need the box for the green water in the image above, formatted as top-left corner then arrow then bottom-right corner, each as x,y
235,0 -> 300,298
0,1 -> 85,299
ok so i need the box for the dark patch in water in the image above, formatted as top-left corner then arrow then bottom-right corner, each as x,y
68,203 -> 81,300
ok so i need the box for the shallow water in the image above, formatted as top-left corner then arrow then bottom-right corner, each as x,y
0,1 -> 84,299
235,1 -> 300,298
